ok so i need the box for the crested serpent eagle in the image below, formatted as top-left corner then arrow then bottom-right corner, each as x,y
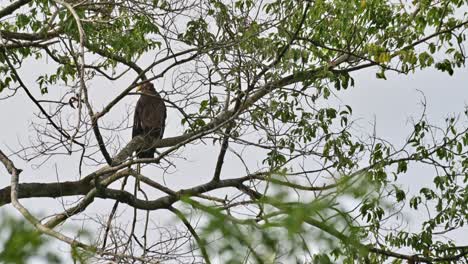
132,82 -> 166,159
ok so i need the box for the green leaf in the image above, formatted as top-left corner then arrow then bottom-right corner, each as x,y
376,70 -> 387,80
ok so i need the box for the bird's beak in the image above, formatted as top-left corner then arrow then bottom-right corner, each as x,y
135,85 -> 142,92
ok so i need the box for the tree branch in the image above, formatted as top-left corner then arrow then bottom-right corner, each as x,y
0,149 -> 96,252
0,0 -> 33,18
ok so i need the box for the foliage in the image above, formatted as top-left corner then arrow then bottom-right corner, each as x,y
0,0 -> 467,263
0,212 -> 62,264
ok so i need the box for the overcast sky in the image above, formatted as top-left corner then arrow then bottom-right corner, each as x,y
0,51 -> 467,262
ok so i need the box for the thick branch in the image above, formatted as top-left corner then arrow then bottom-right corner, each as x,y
212,125 -> 232,182
0,172 -> 254,210
0,149 -> 95,251
0,179 -> 92,206
0,29 -> 61,41
0,150 -> 22,175
0,0 -> 33,18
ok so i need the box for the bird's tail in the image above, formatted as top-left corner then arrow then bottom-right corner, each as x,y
137,148 -> 155,159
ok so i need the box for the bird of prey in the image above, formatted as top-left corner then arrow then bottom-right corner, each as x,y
132,82 -> 166,159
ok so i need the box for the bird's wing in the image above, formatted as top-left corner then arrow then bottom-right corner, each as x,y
140,97 -> 166,138
158,100 -> 167,139
132,99 -> 143,138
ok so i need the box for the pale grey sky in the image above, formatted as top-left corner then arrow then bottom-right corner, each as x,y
0,30 -> 467,264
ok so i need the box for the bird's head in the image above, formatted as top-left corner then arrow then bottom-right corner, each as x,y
136,82 -> 156,94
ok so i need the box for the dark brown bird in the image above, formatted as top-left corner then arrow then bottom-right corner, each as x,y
132,82 -> 166,158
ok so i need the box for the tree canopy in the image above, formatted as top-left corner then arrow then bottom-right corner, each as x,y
0,0 -> 467,263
